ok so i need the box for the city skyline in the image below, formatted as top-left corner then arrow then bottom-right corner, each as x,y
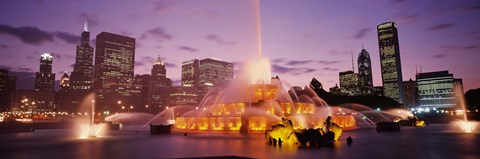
1,0 -> 479,91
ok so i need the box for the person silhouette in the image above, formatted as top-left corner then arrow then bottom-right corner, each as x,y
326,116 -> 332,131
347,136 -> 353,145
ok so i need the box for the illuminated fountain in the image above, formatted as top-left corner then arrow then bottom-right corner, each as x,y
453,86 -> 478,133
147,0 -> 357,135
147,56 -> 357,134
75,93 -> 107,139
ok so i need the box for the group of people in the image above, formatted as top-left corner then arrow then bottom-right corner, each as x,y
268,137 -> 284,146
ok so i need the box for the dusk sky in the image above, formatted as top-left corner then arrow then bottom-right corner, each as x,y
1,0 -> 479,91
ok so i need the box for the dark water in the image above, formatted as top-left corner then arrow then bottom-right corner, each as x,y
0,124 -> 478,159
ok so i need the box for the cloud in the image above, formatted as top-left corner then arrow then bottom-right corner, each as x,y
304,68 -> 316,73
318,60 -> 340,65
432,54 -> 447,58
0,24 -> 79,45
164,62 -> 176,68
351,28 -> 371,39
0,44 -> 7,49
286,60 -> 313,66
463,45 -> 479,49
272,65 -> 293,74
141,27 -> 172,41
0,65 -> 35,90
323,67 -> 339,71
205,34 -> 236,45
26,56 -> 35,60
52,32 -> 79,44
283,60 -> 340,66
178,46 -> 198,52
0,24 -> 54,45
272,58 -> 285,63
271,64 -> 317,75
428,23 -> 455,31
50,53 -> 62,61
135,61 -> 145,66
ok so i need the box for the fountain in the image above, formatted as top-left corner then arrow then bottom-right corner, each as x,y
453,86 -> 478,133
75,93 -> 107,139
146,0 -> 358,136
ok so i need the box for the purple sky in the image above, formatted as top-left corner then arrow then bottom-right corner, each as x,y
0,0 -> 479,91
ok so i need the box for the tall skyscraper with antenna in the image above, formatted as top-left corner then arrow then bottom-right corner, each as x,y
358,46 -> 373,94
70,20 -> 94,109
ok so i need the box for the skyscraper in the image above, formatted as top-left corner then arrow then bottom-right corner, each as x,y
377,22 -> 404,103
0,69 -> 16,111
181,58 -> 234,104
94,32 -> 135,112
199,58 -> 234,88
357,46 -> 373,94
35,53 -> 55,92
338,70 -> 360,96
56,73 -> 74,112
150,56 -> 172,110
181,59 -> 200,87
70,21 -> 94,108
403,79 -> 418,108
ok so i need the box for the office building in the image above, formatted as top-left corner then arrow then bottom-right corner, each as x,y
403,79 -> 418,108
10,90 -> 55,113
149,56 -> 172,110
377,22 -> 404,103
181,59 -> 200,87
35,53 -> 55,92
94,32 -> 135,112
358,47 -> 373,94
339,70 -> 360,96
417,71 -> 460,108
70,21 -> 95,108
0,69 -> 16,111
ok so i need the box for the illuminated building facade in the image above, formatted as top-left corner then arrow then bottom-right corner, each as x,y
35,53 -> 55,92
181,59 -> 200,87
339,70 -> 360,96
357,47 -> 373,95
94,32 -> 135,112
10,90 -> 55,113
377,22 -> 404,103
70,21 -> 94,108
169,86 -> 198,106
417,71 -> 460,108
181,58 -> 234,104
199,58 -> 234,88
0,69 -> 16,111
